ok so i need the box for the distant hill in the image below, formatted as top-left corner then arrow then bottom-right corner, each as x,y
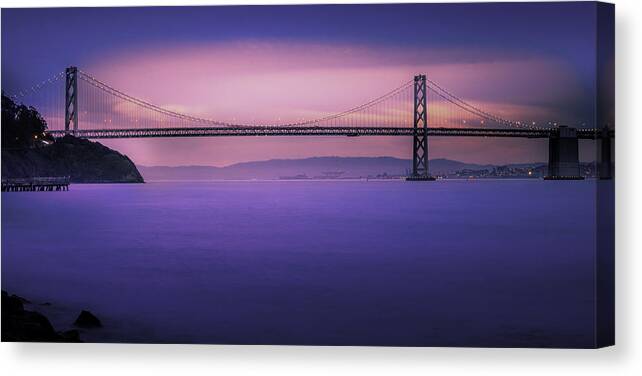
137,157 -> 543,181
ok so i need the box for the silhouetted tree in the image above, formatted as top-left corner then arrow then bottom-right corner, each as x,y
2,92 -> 50,148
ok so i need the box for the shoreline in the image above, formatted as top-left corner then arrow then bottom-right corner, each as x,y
1,290 -> 102,343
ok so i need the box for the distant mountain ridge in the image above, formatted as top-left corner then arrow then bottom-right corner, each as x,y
137,157 -> 546,181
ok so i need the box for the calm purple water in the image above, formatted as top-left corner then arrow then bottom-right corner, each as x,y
2,180 -> 598,346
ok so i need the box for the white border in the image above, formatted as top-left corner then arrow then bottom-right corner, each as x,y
1,1 -> 640,375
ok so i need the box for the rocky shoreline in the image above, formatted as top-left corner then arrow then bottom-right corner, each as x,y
1,290 -> 102,343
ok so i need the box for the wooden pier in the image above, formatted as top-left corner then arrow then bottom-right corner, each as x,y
1,177 -> 70,192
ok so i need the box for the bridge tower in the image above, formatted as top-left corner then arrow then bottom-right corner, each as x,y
65,66 -> 79,135
545,126 -> 583,180
406,74 -> 435,181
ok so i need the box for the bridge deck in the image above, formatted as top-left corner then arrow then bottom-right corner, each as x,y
49,127 -> 609,139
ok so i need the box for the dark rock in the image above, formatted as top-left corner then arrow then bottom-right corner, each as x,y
11,294 -> 31,304
2,135 -> 144,183
2,291 -> 24,315
59,329 -> 82,342
40,302 -> 52,306
74,310 -> 102,328
1,291 -> 73,342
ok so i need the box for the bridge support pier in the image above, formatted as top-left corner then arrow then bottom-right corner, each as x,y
65,66 -> 79,135
406,74 -> 435,181
599,127 -> 613,179
544,126 -> 583,180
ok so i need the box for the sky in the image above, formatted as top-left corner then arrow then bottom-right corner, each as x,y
1,3 -> 609,166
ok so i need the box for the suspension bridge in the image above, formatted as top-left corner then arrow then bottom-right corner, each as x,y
9,66 -> 613,180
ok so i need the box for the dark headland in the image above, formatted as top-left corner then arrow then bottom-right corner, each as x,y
2,135 -> 144,183
2,92 -> 143,183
